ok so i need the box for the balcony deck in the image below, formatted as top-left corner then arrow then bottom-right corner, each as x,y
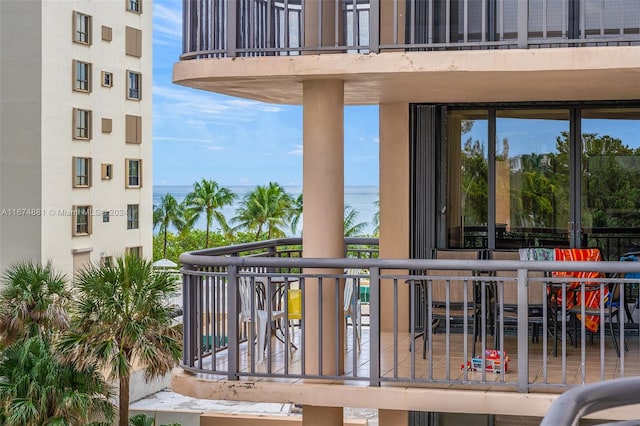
184,324 -> 640,388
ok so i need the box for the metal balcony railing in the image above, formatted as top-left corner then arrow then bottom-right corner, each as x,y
179,238 -> 640,394
181,0 -> 640,59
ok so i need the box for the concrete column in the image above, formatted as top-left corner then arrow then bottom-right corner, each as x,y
302,406 -> 343,426
379,103 -> 409,333
379,409 -> 409,426
302,80 -> 344,426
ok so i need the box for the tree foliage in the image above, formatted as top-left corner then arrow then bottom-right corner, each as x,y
184,179 -> 236,247
57,255 -> 182,426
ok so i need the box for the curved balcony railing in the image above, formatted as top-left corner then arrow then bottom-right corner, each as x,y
179,238 -> 640,396
182,0 -> 640,59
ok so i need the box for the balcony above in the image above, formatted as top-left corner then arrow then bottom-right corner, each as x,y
175,0 -> 640,105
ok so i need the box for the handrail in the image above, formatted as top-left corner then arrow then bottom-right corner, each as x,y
540,377 -> 640,426
181,0 -> 640,59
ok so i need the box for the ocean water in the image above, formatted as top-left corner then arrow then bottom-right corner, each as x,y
153,185 -> 379,236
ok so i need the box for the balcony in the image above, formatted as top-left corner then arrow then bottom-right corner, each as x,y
181,0 -> 640,60
175,238 -> 640,421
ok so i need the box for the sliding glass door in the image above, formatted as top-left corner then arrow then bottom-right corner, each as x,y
433,104 -> 640,259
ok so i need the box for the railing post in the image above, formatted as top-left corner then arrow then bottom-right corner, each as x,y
182,272 -> 192,366
517,267 -> 529,393
227,0 -> 238,57
369,266 -> 381,386
227,265 -> 239,380
517,0 -> 528,48
369,0 -> 380,53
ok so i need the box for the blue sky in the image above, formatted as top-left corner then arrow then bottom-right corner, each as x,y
151,1 -> 380,187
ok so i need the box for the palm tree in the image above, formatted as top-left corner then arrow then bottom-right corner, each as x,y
344,205 -> 368,237
184,179 -> 236,247
0,336 -> 114,425
0,260 -> 70,346
372,198 -> 380,236
153,194 -> 186,259
233,182 -> 294,240
290,193 -> 303,236
57,255 -> 182,426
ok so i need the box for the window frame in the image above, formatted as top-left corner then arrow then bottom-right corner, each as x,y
127,0 -> 142,14
101,71 -> 113,88
125,159 -> 142,188
101,163 -> 113,180
125,114 -> 142,144
73,108 -> 92,140
73,11 -> 92,45
126,70 -> 141,100
72,157 -> 92,188
127,204 -> 139,229
125,246 -> 143,257
73,60 -> 92,93
73,205 -> 93,236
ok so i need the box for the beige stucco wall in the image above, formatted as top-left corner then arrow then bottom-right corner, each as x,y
0,0 -> 153,278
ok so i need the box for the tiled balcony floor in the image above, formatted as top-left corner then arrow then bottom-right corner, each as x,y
191,323 -> 640,390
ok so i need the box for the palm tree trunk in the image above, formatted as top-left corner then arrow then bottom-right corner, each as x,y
119,374 -> 130,426
163,226 -> 168,259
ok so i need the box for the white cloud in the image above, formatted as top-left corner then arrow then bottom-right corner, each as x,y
239,177 -> 251,185
153,3 -> 182,41
201,145 -> 225,151
288,145 -> 303,155
373,137 -> 380,144
153,85 -> 286,125
155,136 -> 221,144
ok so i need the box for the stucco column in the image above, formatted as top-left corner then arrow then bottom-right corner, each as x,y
379,103 -> 410,333
379,408 -> 409,426
302,405 -> 343,426
302,80 -> 344,425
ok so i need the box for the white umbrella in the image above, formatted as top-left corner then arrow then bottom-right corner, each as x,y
152,258 -> 178,268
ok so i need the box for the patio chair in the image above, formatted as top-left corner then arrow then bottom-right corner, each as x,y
421,249 -> 480,359
489,249 -> 548,346
238,275 -> 286,363
344,269 -> 362,352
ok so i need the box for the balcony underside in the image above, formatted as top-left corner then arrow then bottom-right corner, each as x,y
172,328 -> 640,421
173,46 -> 640,105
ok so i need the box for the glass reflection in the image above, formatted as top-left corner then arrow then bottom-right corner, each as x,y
581,108 -> 640,259
495,110 -> 570,249
447,110 -> 488,248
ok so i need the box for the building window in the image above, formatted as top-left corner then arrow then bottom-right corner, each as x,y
127,0 -> 142,13
101,255 -> 113,266
125,27 -> 142,57
127,71 -> 141,100
73,157 -> 92,187
73,108 -> 92,140
101,71 -> 113,88
101,25 -> 112,41
101,163 -> 113,180
126,159 -> 142,188
103,211 -> 110,223
125,115 -> 142,144
73,11 -> 92,45
73,205 -> 92,236
73,60 -> 91,92
127,204 -> 139,229
126,246 -> 143,257
101,118 -> 112,133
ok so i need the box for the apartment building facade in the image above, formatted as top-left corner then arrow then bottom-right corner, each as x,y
0,0 -> 152,277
